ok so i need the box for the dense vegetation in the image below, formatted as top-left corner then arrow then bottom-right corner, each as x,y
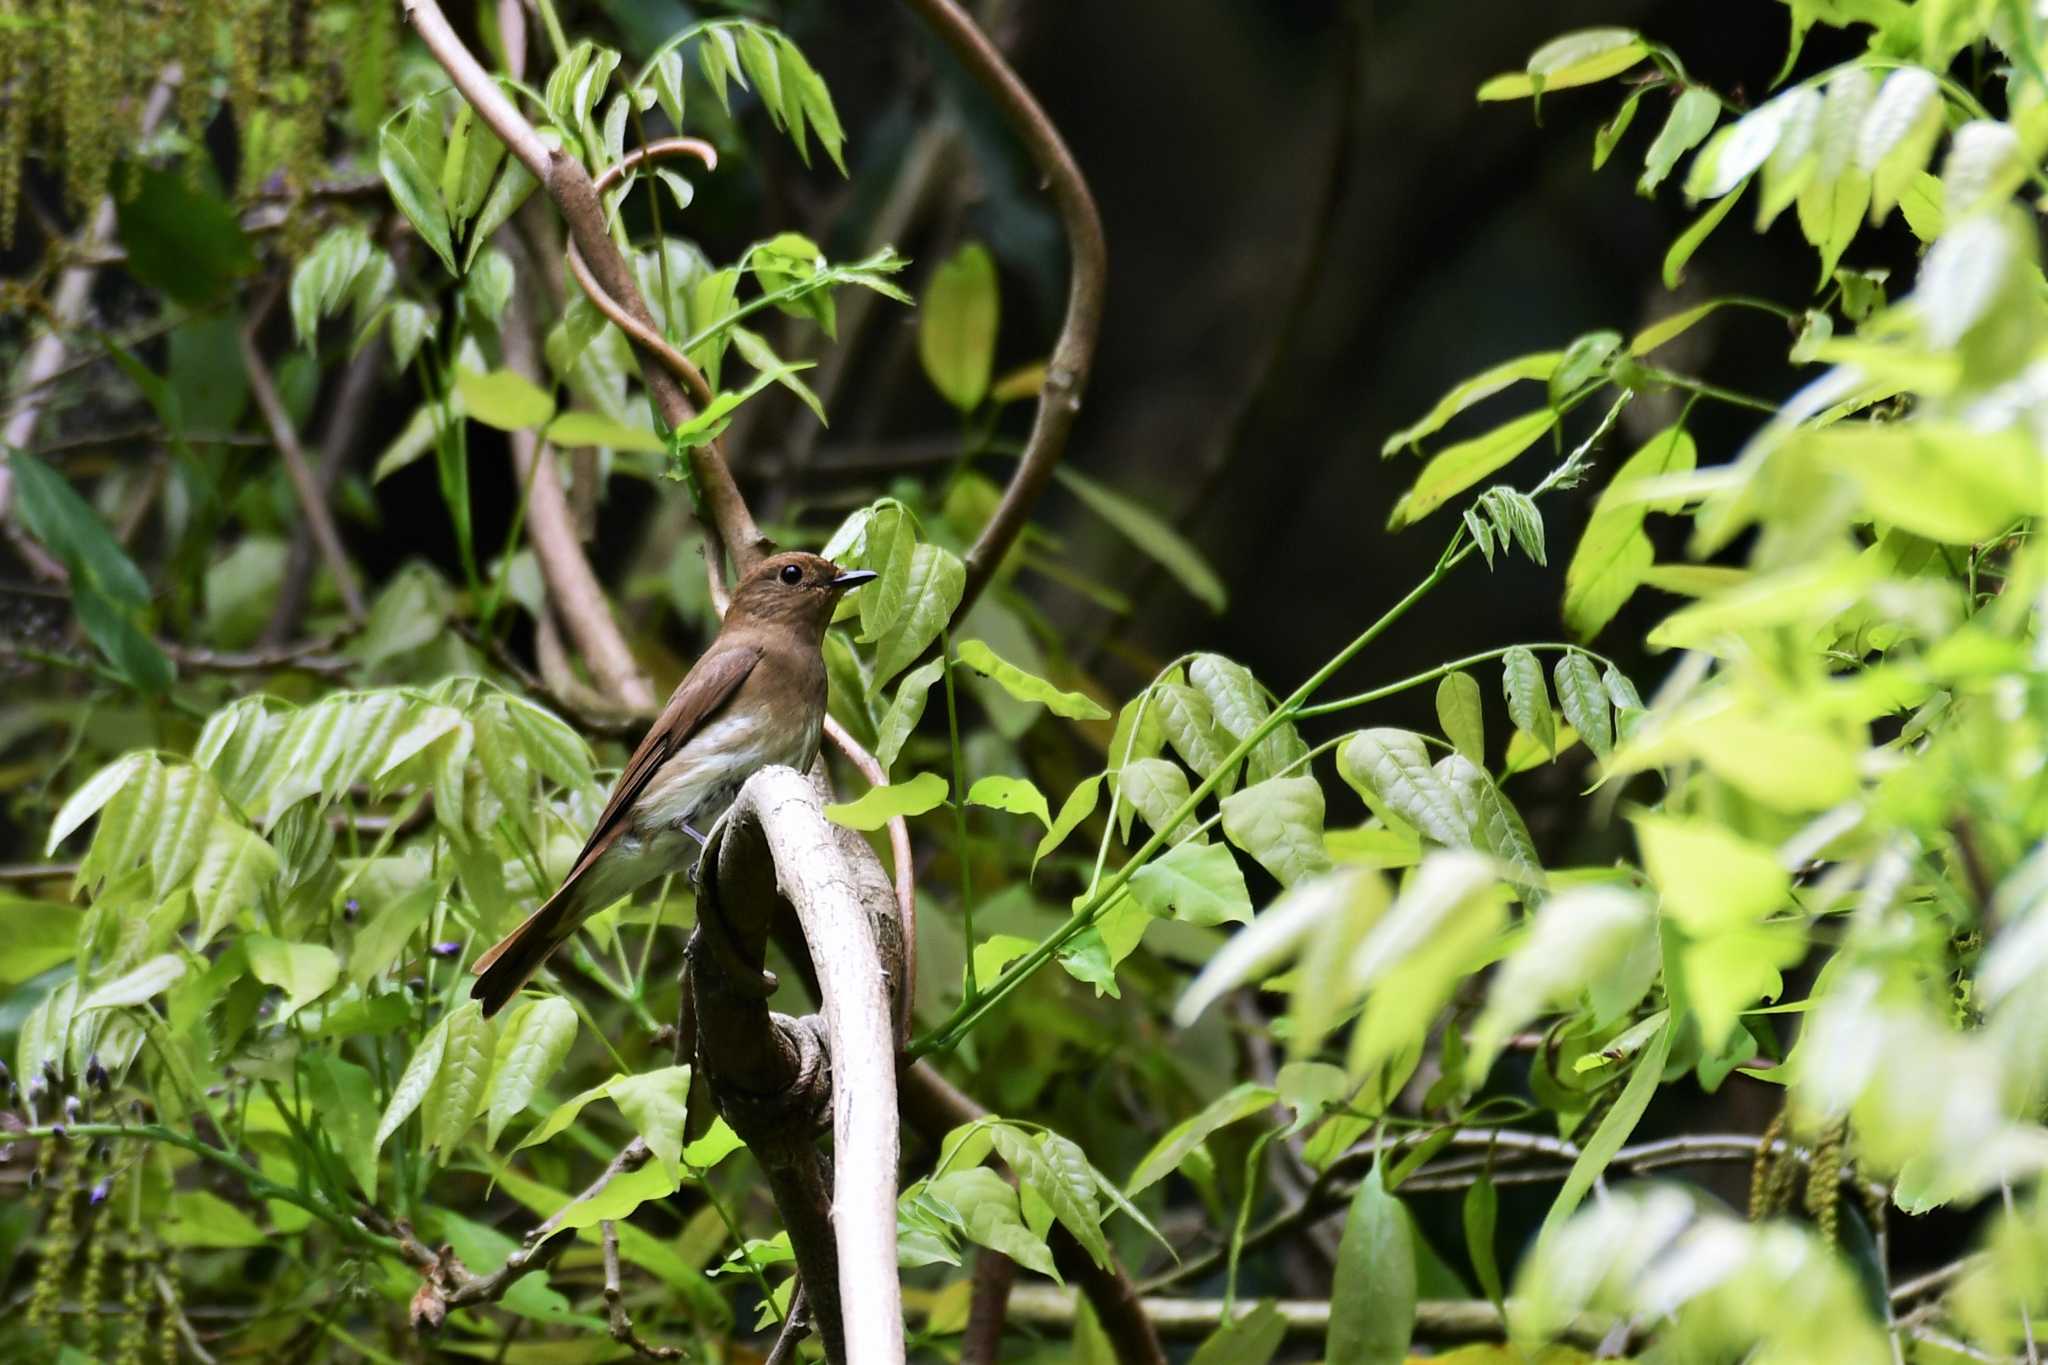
4,1 -> 2047,1362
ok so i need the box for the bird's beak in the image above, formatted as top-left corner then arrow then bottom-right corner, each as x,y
829,569 -> 878,591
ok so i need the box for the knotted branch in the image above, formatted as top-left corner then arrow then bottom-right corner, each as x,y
689,765 -> 906,1365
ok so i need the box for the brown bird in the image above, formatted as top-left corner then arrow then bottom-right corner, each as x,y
470,551 -> 876,1016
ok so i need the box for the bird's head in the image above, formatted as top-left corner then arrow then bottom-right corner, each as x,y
725,551 -> 877,641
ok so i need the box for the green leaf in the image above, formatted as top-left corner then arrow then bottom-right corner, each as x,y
853,504 -> 917,644
1563,424 -> 1697,639
1188,655 -> 1307,785
992,1125 -> 1109,1271
1126,1081 -> 1277,1195
1435,672 -> 1485,763
1190,1301 -> 1288,1365
1553,653 -> 1613,762
930,1166 -> 1058,1278
607,1066 -> 693,1175
1153,681 -> 1238,794
8,451 -> 151,605
78,954 -> 186,1012
1381,352 -> 1560,456
1629,300 -> 1730,357
1338,729 -> 1468,845
73,584 -> 174,695
1117,757 -> 1199,845
245,935 -> 340,1022
47,753 -> 149,854
1862,68 -> 1942,223
113,166 -> 255,306
1639,87 -> 1720,196
379,123 -> 457,276
1327,1156 -> 1416,1364
1467,886 -> 1654,1084
1501,647 -> 1554,760
1035,774 -> 1103,870
1129,841 -> 1253,926
162,1190 -> 267,1249
1663,179 -> 1747,288
874,657 -> 944,770
0,894 -> 81,985
1685,89 -> 1805,201
515,1073 -> 618,1155
870,543 -> 965,687
1220,777 -> 1332,887
1594,88 -> 1645,169
306,1054 -> 381,1198
1535,1011 -> 1673,1251
1464,1175 -> 1504,1307
455,366 -> 557,431
1054,466 -> 1227,612
376,1010 -> 453,1151
542,411 -> 665,453
966,775 -> 1051,827
919,243 -> 999,411
952,639 -> 1108,720
486,997 -> 579,1147
1388,410 -> 1558,528
826,772 -> 949,829
1477,29 -> 1647,101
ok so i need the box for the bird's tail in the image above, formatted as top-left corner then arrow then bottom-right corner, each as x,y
471,879 -> 586,1017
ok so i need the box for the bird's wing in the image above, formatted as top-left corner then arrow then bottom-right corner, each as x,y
562,640 -> 762,884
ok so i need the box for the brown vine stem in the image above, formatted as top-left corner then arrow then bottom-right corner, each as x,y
897,0 -> 1106,623
401,0 -> 772,575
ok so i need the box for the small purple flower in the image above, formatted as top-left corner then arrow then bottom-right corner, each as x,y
431,941 -> 462,959
86,1054 -> 108,1091
63,1096 -> 82,1123
343,898 -> 361,922
49,1124 -> 66,1140
89,1178 -> 111,1206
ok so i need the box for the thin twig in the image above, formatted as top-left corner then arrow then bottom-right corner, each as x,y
364,1138 -> 655,1322
960,1247 -> 1019,1365
1001,1287 -> 1624,1347
898,0 -> 1106,624
264,337 -> 385,643
153,1267 -> 220,1365
601,1219 -> 685,1360
161,638 -> 353,678
238,316 -> 366,622
0,862 -> 79,883
763,1285 -> 812,1365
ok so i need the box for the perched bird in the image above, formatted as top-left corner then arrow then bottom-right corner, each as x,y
470,550 -> 876,1016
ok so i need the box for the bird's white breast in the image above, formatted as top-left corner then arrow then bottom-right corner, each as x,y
632,707 -> 819,835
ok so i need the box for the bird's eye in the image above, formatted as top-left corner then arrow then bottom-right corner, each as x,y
779,563 -> 804,586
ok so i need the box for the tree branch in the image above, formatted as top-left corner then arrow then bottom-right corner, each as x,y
691,765 -> 908,1365
601,1219 -> 685,1360
401,0 -> 772,575
238,320 -> 366,622
898,0 -> 1107,622
263,337 -> 386,643
1000,1287 -> 1625,1347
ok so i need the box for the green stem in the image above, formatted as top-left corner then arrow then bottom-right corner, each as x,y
906,534 -> 1474,1059
1297,642 -> 1619,719
1630,363 -> 1779,415
942,630 -> 978,999
531,0 -> 571,65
